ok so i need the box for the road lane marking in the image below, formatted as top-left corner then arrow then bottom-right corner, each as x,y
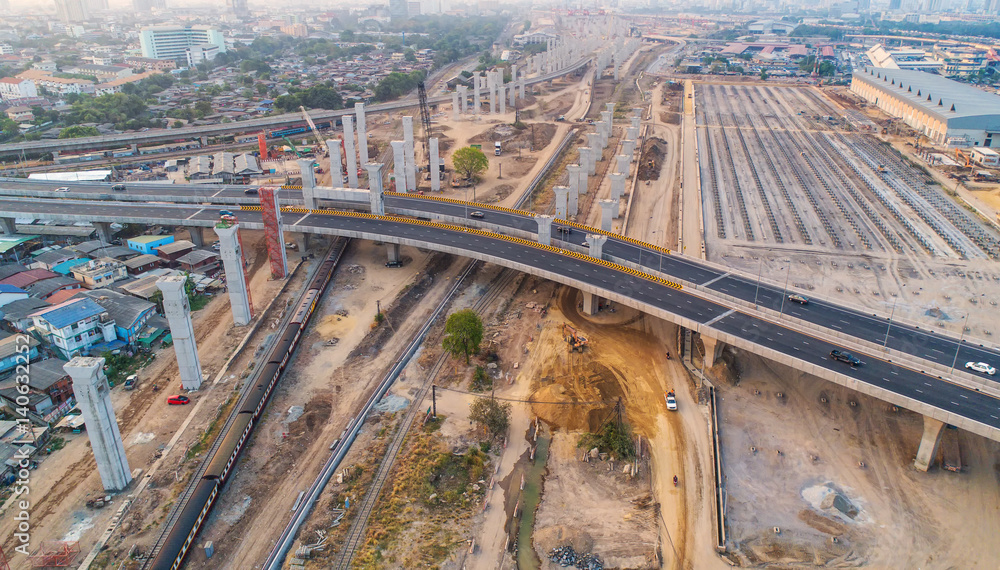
701,273 -> 730,287
705,309 -> 735,326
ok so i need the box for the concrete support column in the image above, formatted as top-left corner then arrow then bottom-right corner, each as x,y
610,172 -> 626,201
402,116 -> 417,192
499,85 -> 506,115
701,335 -> 725,368
429,137 -> 440,192
474,73 -> 481,114
587,133 -> 601,157
599,199 -> 616,231
509,77 -> 516,107
157,275 -> 203,390
617,155 -> 630,175
489,81 -> 497,115
294,232 -> 309,254
567,164 -> 581,197
355,102 -> 369,166
582,291 -> 598,315
578,166 -> 589,198
623,139 -> 636,157
297,158 -> 316,209
200,136 -> 208,146
631,116 -> 641,129
605,102 -> 616,114
214,224 -> 252,326
51,150 -> 59,160
343,115 -> 359,188
64,357 -> 132,492
554,186 -> 569,219
580,147 -> 595,176
626,126 -> 639,141
327,139 -> 343,186
366,163 -> 385,215
568,183 -> 579,217
601,111 -> 613,130
94,222 -> 113,244
914,416 -> 946,472
0,217 -> 15,235
187,227 -> 205,247
452,92 -> 460,120
386,243 -> 401,263
536,214 -> 553,245
519,76 -> 525,100
391,141 -> 407,193
586,234 -> 607,258
458,85 -> 468,114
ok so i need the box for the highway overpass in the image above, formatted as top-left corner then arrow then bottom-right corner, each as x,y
1,196 -> 999,459
0,59 -> 590,159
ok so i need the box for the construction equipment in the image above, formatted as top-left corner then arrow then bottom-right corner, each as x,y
956,148 -> 972,168
300,106 -> 326,153
281,135 -> 305,157
417,80 -> 432,172
562,323 -> 589,352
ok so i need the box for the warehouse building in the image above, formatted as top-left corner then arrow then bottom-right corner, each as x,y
851,67 -> 1000,148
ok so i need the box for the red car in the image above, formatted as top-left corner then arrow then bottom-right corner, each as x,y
167,395 -> 190,405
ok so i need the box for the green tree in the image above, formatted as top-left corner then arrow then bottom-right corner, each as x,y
442,309 -> 484,364
452,146 -> 489,181
59,125 -> 100,138
469,397 -> 511,439
760,68 -> 768,81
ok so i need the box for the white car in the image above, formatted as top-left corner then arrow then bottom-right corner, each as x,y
664,391 -> 677,411
54,186 -> 70,192
965,362 -> 996,376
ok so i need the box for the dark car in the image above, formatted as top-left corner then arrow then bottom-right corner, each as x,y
385,261 -> 403,268
830,350 -> 862,366
244,188 -> 258,195
167,395 -> 190,405
788,294 -> 809,305
111,184 -> 126,191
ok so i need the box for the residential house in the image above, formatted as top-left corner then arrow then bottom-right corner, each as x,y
157,240 -> 195,266
5,106 -> 33,122
31,248 -> 80,271
25,276 -> 82,300
50,258 -> 90,276
0,298 -> 50,332
0,284 -> 28,308
16,357 -> 71,406
30,298 -> 116,359
0,269 -> 58,289
0,77 -> 38,101
0,332 -> 39,374
97,246 -> 139,261
70,258 -> 128,289
16,70 -> 94,95
122,254 -> 162,275
127,234 -> 174,255
0,265 -> 27,281
187,156 -> 212,179
124,56 -> 177,71
80,289 -> 155,345
176,250 -> 219,274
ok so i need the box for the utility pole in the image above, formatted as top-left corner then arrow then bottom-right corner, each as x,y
432,385 -> 437,417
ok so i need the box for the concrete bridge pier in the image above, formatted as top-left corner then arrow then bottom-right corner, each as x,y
630,116 -> 641,130
214,223 -> 252,326
567,164 -> 580,198
356,102 -> 369,166
578,148 -> 591,179
700,334 -> 725,368
343,115 -> 359,188
587,133 -> 601,157
297,158 -> 317,209
387,243 -> 401,264
582,291 -> 599,316
499,85 -> 506,115
623,139 -> 636,157
914,416 -> 946,472
429,138 -> 440,193
617,154 -> 630,175
367,163 -> 385,215
578,166 -> 589,198
187,226 -> 205,247
586,234 -> 607,258
51,150 -> 59,161
610,172 -> 626,201
452,92 -> 460,120
157,275 -> 203,390
94,222 -> 113,244
0,217 -> 14,235
599,200 -> 616,232
568,184 -> 579,217
402,117 -> 417,192
536,214 -> 553,246
554,186 -> 569,219
327,139 -> 343,186
391,141 -> 407,193
626,127 -> 639,141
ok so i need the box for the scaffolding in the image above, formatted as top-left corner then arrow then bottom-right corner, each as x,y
258,186 -> 288,278
28,541 -> 80,568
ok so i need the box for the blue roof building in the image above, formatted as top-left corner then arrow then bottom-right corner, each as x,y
51,258 -> 90,276
0,284 -> 28,309
30,298 -> 117,359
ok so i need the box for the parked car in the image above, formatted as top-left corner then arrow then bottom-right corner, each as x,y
664,391 -> 677,411
167,395 -> 190,405
788,294 -> 810,305
830,350 -> 862,366
54,186 -> 70,192
124,374 -> 138,390
965,362 -> 996,376
385,261 -> 403,268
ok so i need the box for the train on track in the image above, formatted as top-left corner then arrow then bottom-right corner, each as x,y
148,239 -> 346,570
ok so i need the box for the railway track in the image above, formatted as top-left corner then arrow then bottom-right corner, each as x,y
332,267 -> 520,569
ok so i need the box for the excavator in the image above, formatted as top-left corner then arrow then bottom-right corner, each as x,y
562,323 -> 589,352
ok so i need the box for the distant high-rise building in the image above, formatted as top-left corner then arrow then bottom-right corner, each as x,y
54,0 -> 88,22
85,0 -> 107,10
227,0 -> 249,18
388,0 -> 408,21
0,0 -> 10,12
888,0 -> 902,9
140,25 -> 227,62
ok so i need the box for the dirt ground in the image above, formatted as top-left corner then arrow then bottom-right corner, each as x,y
712,348 -> 1000,567
0,229 -> 295,569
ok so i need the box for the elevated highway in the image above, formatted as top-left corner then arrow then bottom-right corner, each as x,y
1,196 -> 999,451
0,59 -> 590,159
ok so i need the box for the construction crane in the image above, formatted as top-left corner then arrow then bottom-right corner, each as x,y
562,323 -> 589,352
299,106 -> 326,154
281,135 -> 305,157
417,81 -> 432,172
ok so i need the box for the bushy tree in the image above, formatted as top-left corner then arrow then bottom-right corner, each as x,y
469,397 -> 511,439
59,125 -> 100,138
442,309 -> 484,364
452,146 -> 489,181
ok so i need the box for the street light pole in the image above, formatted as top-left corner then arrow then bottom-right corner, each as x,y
753,257 -> 764,310
883,296 -> 898,350
950,312 -> 970,375
778,262 -> 791,317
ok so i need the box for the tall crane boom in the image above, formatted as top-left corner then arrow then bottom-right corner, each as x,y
417,81 -> 432,172
299,106 -> 324,153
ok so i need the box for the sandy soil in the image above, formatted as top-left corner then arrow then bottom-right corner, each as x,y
713,348 -> 1000,567
0,230 -> 294,569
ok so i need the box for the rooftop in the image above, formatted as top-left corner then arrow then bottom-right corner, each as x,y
0,284 -> 26,295
31,298 -> 107,329
176,250 -> 218,265
80,289 -> 154,328
17,358 -> 68,391
0,298 -> 49,322
128,235 -> 171,244
25,276 -> 79,298
855,67 -> 1000,124
157,240 -> 195,255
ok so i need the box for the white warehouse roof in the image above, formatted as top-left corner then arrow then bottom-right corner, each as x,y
854,67 -> 1000,130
